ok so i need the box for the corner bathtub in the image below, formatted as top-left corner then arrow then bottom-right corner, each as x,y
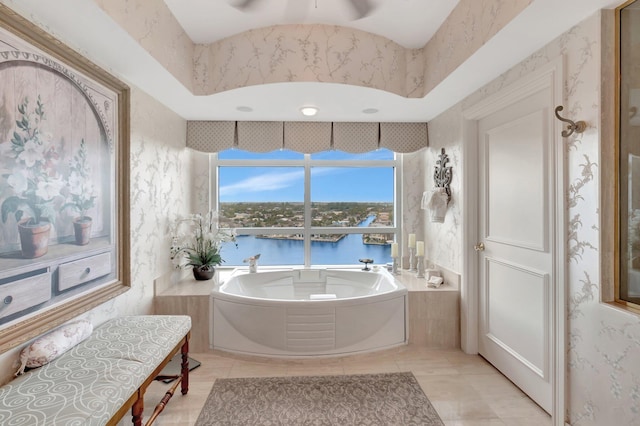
211,268 -> 407,357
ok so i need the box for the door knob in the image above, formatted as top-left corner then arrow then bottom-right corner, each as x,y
474,242 -> 485,252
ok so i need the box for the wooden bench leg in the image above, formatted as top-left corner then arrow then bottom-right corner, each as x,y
132,390 -> 144,426
180,339 -> 189,395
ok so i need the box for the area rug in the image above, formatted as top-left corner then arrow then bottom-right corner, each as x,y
195,372 -> 443,425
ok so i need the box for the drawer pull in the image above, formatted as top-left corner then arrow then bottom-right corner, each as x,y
84,267 -> 91,275
0,296 -> 13,313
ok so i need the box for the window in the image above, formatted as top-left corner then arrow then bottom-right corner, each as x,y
212,148 -> 399,267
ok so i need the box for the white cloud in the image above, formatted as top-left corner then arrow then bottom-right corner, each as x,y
219,169 -> 304,196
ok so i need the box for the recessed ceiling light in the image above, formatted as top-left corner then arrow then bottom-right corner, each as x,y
362,108 -> 379,114
300,106 -> 319,117
236,106 -> 253,112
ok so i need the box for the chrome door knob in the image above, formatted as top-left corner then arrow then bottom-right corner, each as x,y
474,242 -> 485,252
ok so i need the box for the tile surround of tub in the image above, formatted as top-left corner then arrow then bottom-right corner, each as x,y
155,268 -> 460,351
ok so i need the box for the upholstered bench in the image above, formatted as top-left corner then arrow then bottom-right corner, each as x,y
0,315 -> 191,426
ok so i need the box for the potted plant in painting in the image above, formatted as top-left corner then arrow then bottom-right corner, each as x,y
0,96 -> 63,258
170,210 -> 237,280
60,139 -> 96,245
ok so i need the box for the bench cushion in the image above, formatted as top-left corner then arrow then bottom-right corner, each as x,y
0,315 -> 191,426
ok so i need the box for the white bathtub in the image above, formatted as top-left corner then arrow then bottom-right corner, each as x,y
211,268 -> 407,357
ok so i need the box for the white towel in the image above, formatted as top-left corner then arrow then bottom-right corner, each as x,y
421,188 -> 449,223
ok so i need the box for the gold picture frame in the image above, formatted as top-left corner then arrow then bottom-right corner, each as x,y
614,0 -> 640,311
0,4 -> 130,352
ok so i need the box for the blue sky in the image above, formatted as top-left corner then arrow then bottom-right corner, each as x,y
218,149 -> 394,203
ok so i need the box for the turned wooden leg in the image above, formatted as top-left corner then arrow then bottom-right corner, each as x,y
180,339 -> 189,395
131,390 -> 144,426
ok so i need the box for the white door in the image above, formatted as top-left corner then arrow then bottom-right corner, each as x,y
477,86 -> 554,413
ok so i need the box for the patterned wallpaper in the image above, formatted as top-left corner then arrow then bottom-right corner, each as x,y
426,11 -> 640,425
91,0 -> 530,101
422,0 -> 532,96
94,0 -> 194,93
193,24 -> 414,97
422,106 -> 462,273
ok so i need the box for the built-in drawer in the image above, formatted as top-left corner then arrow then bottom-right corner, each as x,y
58,252 -> 111,291
0,271 -> 51,320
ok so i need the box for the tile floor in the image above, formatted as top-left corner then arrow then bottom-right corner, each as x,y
133,345 -> 551,426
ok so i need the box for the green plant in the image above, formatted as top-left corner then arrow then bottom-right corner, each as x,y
1,96 -> 62,225
170,210 -> 237,269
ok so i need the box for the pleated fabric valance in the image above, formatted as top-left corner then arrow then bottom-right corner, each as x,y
186,121 -> 428,154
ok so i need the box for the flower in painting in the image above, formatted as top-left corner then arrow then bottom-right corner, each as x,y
36,178 -> 64,201
67,171 -> 84,194
19,139 -> 44,168
6,170 -> 28,194
60,139 -> 96,219
1,95 -> 63,226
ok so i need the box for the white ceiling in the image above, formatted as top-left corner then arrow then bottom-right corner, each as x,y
3,0 -> 624,122
163,0 -> 459,49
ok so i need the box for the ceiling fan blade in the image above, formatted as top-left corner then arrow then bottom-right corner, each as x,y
348,0 -> 374,20
230,0 -> 260,11
284,0 -> 309,22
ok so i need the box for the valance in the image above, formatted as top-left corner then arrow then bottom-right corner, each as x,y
186,121 -> 428,154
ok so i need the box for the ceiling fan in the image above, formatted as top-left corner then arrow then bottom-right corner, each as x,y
230,0 -> 376,21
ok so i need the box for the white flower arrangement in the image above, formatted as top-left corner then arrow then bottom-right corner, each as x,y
169,210 -> 237,270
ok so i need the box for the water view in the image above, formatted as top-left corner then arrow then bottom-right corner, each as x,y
220,215 -> 393,266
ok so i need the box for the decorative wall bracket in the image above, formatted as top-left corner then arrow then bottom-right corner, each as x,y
554,105 -> 586,138
434,148 -> 452,203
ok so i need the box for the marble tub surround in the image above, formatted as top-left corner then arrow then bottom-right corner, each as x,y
154,274 -> 217,353
397,269 -> 461,349
154,267 -> 460,351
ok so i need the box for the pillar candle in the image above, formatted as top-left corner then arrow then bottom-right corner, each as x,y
416,241 -> 424,256
408,234 -> 416,248
390,243 -> 398,258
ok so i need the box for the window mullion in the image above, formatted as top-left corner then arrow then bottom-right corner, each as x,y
304,154 -> 311,267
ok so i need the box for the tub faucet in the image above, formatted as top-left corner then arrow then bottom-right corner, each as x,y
243,254 -> 261,273
359,258 -> 373,271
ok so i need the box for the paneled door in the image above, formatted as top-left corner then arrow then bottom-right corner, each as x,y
476,85 -> 555,414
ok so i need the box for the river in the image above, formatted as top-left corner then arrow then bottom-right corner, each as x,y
220,215 -> 393,266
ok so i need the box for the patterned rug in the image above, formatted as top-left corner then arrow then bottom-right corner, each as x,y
195,372 -> 444,425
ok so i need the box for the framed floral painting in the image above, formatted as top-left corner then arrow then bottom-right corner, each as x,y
0,4 -> 130,352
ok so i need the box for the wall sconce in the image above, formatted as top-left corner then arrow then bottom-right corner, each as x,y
421,147 -> 452,223
554,105 -> 586,137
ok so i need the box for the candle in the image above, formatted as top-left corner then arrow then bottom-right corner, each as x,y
416,241 -> 424,256
390,243 -> 398,258
408,234 -> 416,248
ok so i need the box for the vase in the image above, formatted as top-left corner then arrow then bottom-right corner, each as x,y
192,265 -> 215,281
73,216 -> 92,245
18,219 -> 51,259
